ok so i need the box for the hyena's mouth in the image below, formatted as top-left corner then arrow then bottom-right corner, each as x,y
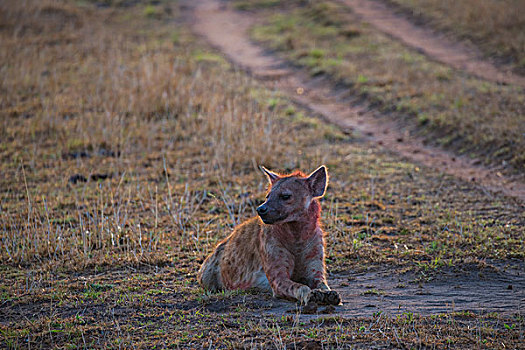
259,216 -> 275,225
258,213 -> 286,225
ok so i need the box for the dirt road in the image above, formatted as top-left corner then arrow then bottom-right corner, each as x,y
192,0 -> 525,202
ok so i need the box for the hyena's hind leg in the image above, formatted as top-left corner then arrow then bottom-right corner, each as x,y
197,242 -> 226,292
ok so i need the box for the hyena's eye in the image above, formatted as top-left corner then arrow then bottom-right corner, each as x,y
280,194 -> 291,200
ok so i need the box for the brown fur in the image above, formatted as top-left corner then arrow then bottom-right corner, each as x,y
197,166 -> 341,305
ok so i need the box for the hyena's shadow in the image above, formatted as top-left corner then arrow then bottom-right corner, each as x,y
194,288 -> 340,316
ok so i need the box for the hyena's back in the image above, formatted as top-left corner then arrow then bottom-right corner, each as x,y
198,217 -> 270,292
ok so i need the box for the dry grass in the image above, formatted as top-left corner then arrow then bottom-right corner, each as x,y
0,0 -> 524,348
2,265 -> 523,348
1,0 -> 521,274
386,0 -> 525,71
0,0 -> 301,267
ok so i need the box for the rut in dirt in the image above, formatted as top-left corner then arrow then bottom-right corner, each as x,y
191,0 -> 525,202
339,0 -> 525,88
190,0 -> 525,318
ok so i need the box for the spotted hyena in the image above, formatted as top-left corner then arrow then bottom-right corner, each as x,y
197,165 -> 341,305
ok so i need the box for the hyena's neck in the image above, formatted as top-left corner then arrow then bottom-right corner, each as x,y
276,199 -> 322,240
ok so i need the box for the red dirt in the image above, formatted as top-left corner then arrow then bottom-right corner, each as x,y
340,0 -> 525,88
192,0 -> 525,203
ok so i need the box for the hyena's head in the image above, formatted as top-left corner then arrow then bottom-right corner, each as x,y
256,165 -> 328,225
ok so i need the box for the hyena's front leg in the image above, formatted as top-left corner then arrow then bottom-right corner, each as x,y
303,237 -> 341,305
261,242 -> 311,304
304,248 -> 329,290
308,288 -> 341,305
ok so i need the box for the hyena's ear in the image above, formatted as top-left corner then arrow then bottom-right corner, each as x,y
307,165 -> 328,198
259,165 -> 280,184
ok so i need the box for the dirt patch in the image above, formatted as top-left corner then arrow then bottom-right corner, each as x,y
250,264 -> 525,319
339,0 -> 525,88
331,265 -> 525,317
191,0 -> 525,203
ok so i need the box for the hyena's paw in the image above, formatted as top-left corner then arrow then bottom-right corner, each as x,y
308,289 -> 341,305
294,285 -> 312,305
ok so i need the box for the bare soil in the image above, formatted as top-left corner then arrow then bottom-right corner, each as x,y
328,264 -> 525,318
225,263 -> 525,319
191,0 -> 525,203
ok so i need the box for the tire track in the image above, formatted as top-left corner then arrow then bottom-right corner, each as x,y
191,0 -> 525,202
339,0 -> 525,88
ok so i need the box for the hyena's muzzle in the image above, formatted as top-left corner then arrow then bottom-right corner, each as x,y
256,202 -> 286,224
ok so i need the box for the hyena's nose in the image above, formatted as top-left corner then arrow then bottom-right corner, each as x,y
257,204 -> 269,216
